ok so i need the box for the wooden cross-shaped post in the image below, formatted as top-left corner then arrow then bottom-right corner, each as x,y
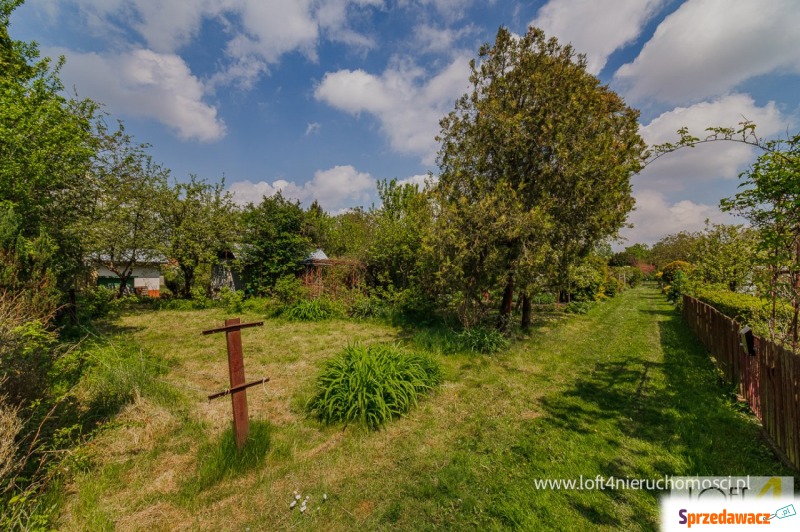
202,318 -> 268,450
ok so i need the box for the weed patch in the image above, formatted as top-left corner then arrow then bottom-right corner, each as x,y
456,326 -> 509,354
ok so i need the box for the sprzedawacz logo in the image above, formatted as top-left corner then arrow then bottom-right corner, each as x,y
678,508 -> 771,527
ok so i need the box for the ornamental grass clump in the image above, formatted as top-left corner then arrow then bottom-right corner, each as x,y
307,343 -> 442,430
282,298 -> 337,321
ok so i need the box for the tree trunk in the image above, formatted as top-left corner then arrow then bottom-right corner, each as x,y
498,271 -> 515,332
182,265 -> 195,299
521,292 -> 531,330
117,274 -> 131,298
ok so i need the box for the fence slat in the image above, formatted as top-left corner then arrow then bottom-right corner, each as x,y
682,294 -> 800,470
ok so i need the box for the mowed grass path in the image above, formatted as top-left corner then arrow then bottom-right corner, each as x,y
61,288 -> 794,530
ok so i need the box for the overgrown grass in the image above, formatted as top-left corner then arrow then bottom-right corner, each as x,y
281,298 -> 340,321
51,289 -> 796,530
456,326 -> 509,354
307,343 -> 442,430
183,420 -> 272,496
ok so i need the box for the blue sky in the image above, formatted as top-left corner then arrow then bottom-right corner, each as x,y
10,0 -> 800,245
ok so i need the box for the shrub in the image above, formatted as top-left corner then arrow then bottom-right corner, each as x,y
604,276 -> 624,297
564,301 -> 593,314
456,326 -> 509,354
76,286 -> 117,320
307,343 -> 442,430
281,298 -> 341,321
666,271 -> 689,305
661,260 -> 693,284
271,275 -> 307,305
348,295 -> 391,320
152,296 -> 217,311
0,292 -> 58,405
693,286 -> 790,335
240,297 -> 271,314
530,293 -> 556,304
218,287 -> 243,313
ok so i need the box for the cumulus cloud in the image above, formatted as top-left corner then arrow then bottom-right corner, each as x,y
316,0 -> 382,48
620,189 -> 737,245
43,1 -> 383,89
412,23 -> 476,54
229,165 -> 375,211
637,94 -> 789,192
531,0 -> 665,75
399,0 -> 475,21
315,56 -> 471,164
615,0 -> 800,104
51,47 -> 225,142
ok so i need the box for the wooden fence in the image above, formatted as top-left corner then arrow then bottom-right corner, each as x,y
682,295 -> 800,470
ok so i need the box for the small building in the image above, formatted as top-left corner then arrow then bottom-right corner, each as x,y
302,248 -> 364,298
211,249 -> 243,294
92,253 -> 166,297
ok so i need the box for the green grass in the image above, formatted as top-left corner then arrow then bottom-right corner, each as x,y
307,343 -> 442,430
53,288 -> 796,530
183,420 -> 272,496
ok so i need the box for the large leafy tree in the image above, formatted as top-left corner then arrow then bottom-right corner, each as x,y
324,207 -> 376,260
433,26 -> 645,329
84,125 -> 170,297
1,0 -> 98,305
692,222 -> 757,293
721,147 -> 800,348
367,179 -> 432,293
649,231 -> 700,270
163,175 -> 237,298
239,192 -> 312,295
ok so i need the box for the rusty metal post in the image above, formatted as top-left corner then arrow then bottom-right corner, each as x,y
203,318 -> 266,451
225,318 -> 249,449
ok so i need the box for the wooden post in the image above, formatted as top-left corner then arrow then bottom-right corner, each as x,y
225,318 -> 248,449
202,319 -> 266,450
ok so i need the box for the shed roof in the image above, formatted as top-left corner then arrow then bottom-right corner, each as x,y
304,248 -> 329,262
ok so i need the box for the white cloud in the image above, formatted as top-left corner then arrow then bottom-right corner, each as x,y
316,0 -> 382,48
69,0 -> 365,56
126,0 -> 230,53
315,55 -> 471,164
305,122 -> 322,136
46,1 -> 381,89
615,0 -> 800,104
412,23 -> 476,54
398,0 -> 475,21
637,94 -> 789,192
620,188 -> 737,245
229,165 -> 375,211
531,0 -> 665,75
397,173 -> 436,189
51,47 -> 225,142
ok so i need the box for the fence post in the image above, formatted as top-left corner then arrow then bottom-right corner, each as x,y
202,318 -> 267,450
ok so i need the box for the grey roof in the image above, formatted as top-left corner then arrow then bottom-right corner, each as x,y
304,248 -> 329,262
